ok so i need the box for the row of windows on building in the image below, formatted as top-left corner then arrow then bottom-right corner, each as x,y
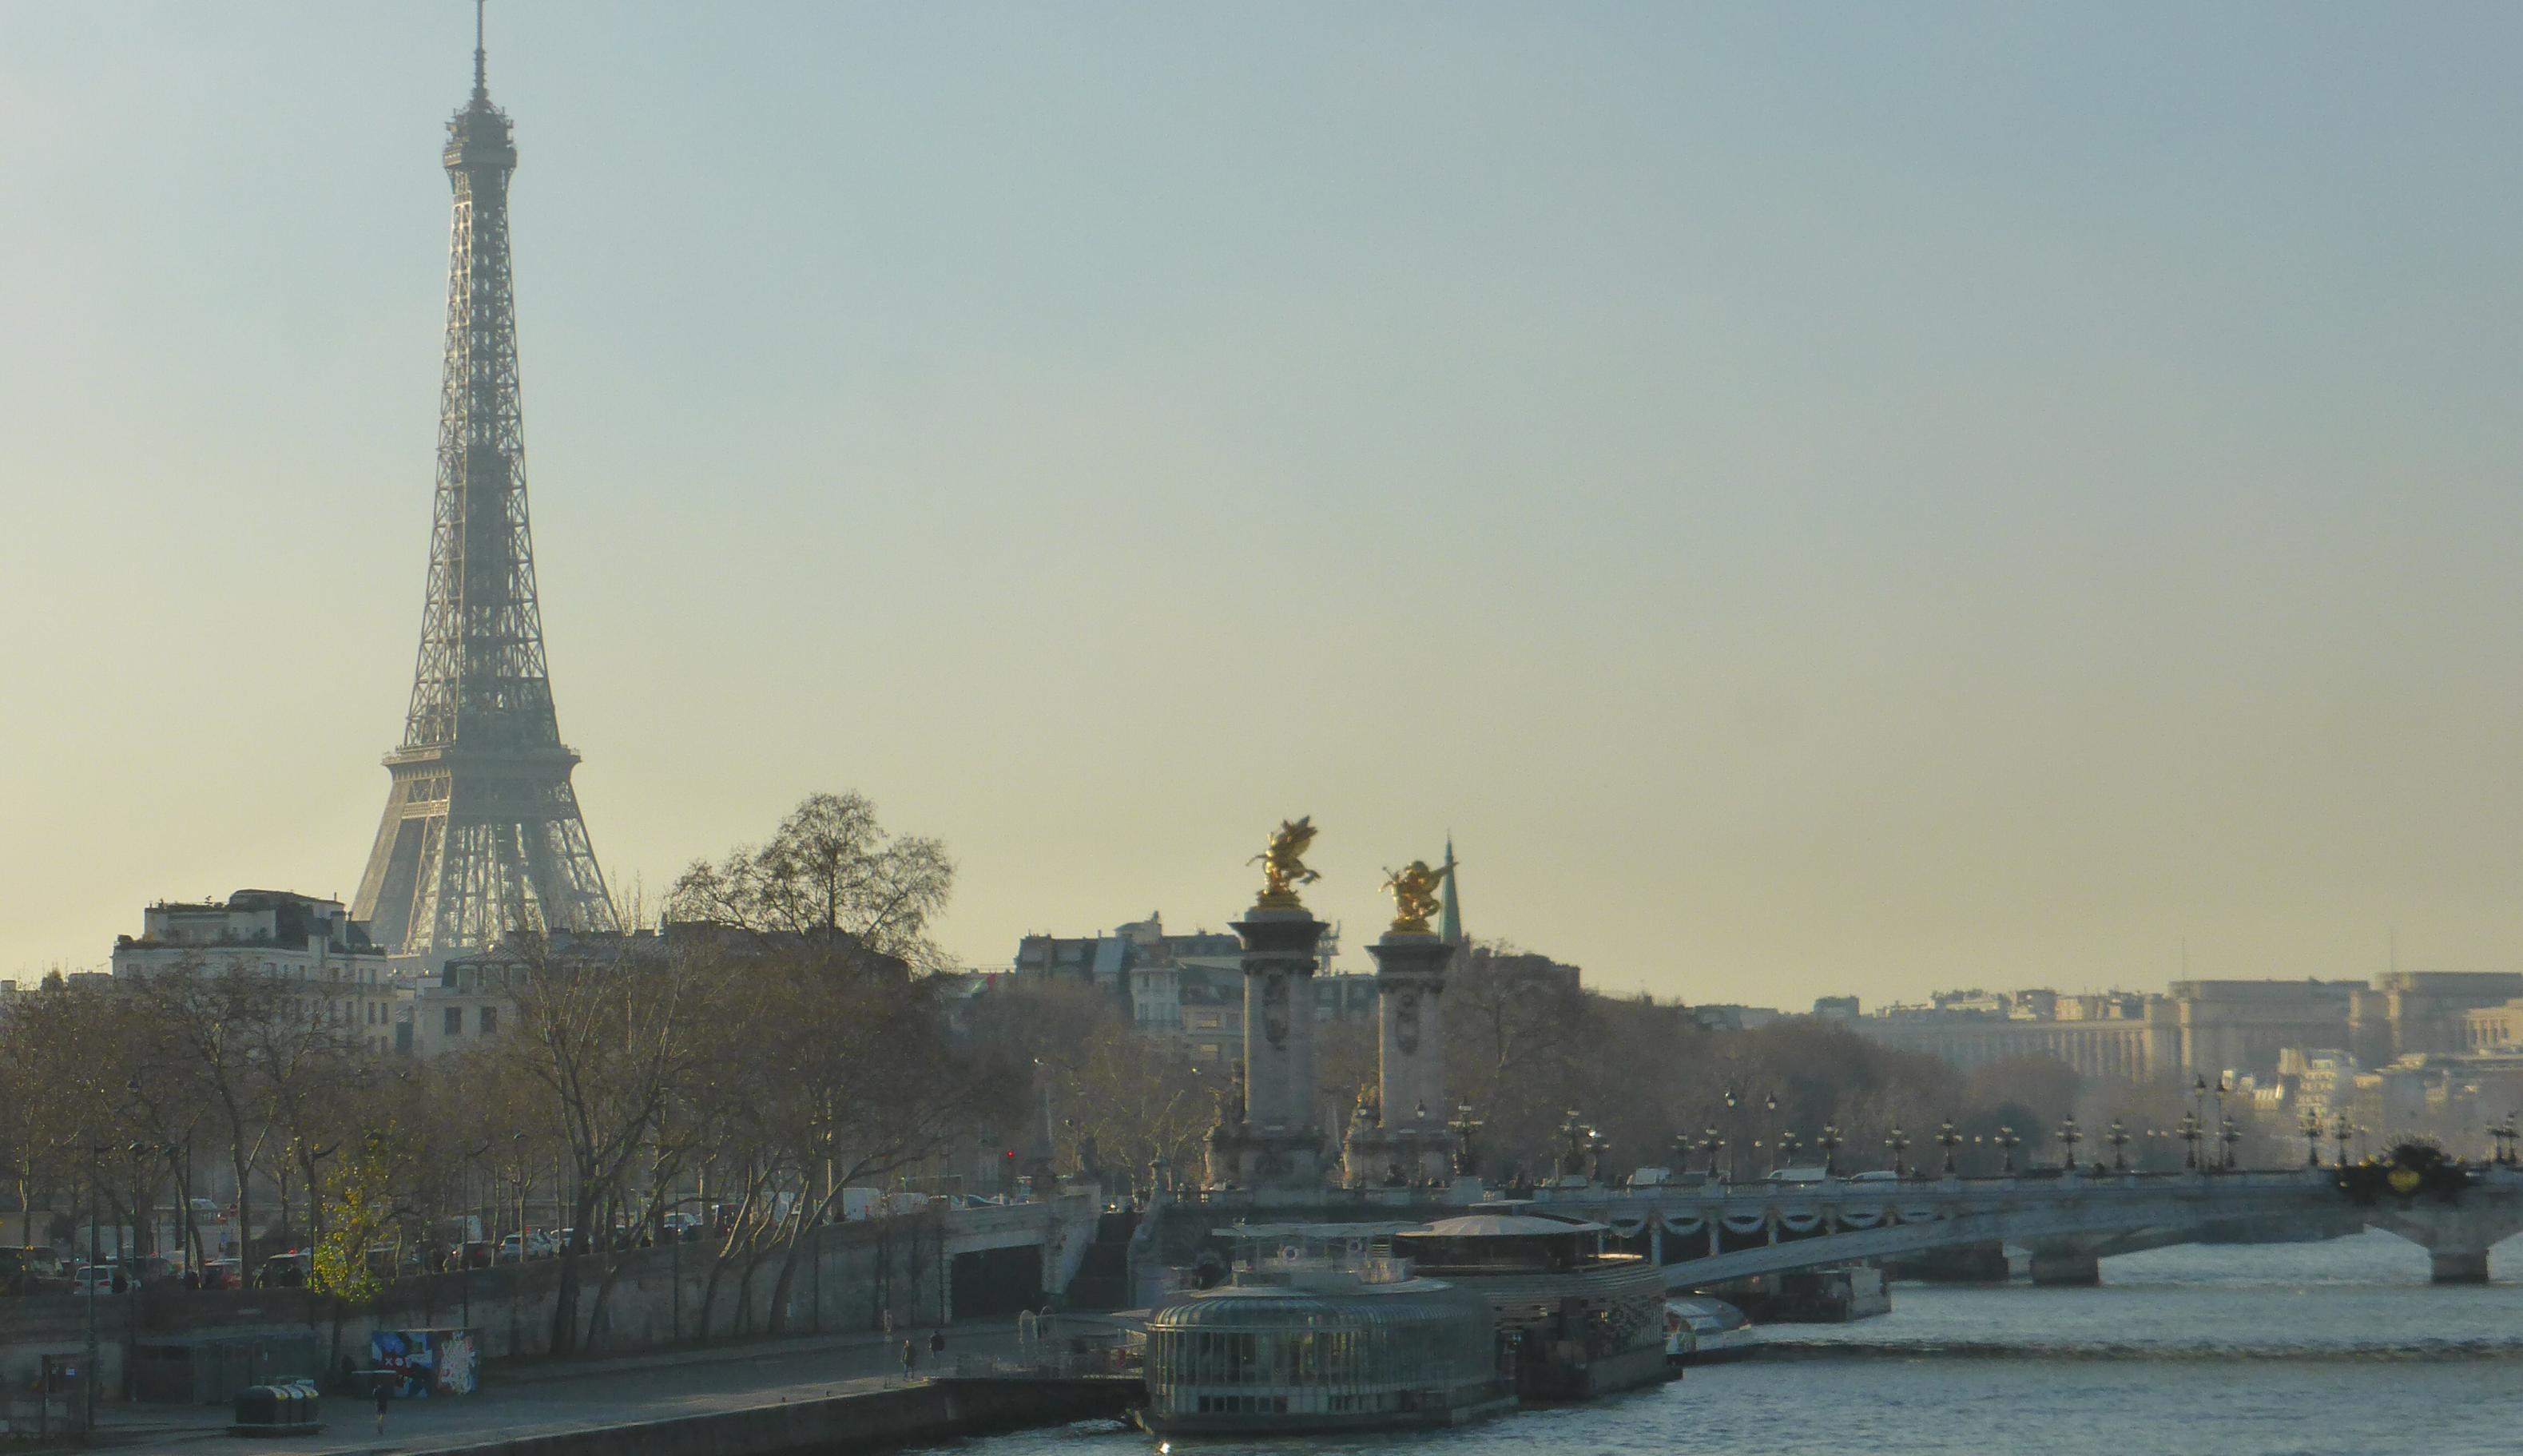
289,998 -> 500,1041
248,960 -> 389,985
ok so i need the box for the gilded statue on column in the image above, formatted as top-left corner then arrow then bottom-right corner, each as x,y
1381,858 -> 1447,935
1253,816 -> 1321,909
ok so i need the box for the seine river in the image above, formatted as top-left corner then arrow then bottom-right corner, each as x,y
920,1230 -> 2523,1456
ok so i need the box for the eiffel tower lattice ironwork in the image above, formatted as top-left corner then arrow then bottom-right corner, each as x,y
353,11 -> 617,964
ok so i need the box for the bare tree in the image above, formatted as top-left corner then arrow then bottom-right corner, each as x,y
0,977 -> 141,1251
505,938 -> 685,1352
668,791 -> 955,974
972,978 -> 1222,1192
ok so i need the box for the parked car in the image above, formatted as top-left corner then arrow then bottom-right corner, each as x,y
498,1231 -> 559,1261
2,1247 -> 68,1295
201,1259 -> 244,1291
70,1266 -> 121,1297
364,1246 -> 415,1281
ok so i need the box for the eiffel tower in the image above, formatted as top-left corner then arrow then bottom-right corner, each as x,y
353,10 -> 617,966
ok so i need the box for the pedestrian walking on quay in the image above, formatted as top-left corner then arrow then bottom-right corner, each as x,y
929,1329 -> 946,1359
899,1339 -> 917,1384
373,1378 -> 392,1435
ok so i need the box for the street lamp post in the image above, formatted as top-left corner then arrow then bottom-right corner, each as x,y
1885,1125 -> 1909,1177
2179,1113 -> 2202,1171
2302,1112 -> 2324,1168
511,1132 -> 529,1260
1818,1125 -> 1842,1176
1699,1129 -> 1725,1179
1995,1127 -> 2021,1175
2105,1121 -> 2130,1172
2219,1117 -> 2242,1172
85,1142 -> 105,1429
159,1141 -> 194,1274
2332,1117 -> 2353,1170
1446,1102 -> 1484,1180
1777,1130 -> 1802,1171
2056,1118 -> 2083,1170
1722,1089 -> 1740,1181
1937,1121 -> 1962,1176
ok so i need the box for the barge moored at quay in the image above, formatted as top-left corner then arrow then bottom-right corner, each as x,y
1140,1212 -> 1672,1436
1140,1228 -> 1512,1436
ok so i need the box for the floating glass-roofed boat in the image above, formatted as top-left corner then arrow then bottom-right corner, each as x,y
1140,1226 -> 1513,1436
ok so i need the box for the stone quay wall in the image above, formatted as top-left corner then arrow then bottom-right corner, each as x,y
0,1196 -> 1096,1404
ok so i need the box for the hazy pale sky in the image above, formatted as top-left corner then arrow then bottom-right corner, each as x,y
4,3 -> 2521,1008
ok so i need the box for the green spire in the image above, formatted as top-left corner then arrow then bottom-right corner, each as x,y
1437,834 -> 1462,945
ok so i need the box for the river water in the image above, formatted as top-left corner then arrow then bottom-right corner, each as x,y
922,1230 -> 2523,1456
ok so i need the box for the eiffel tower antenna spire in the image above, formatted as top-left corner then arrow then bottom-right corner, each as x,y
473,0 -> 488,101
352,14 -> 617,966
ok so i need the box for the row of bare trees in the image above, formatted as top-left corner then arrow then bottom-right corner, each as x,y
417,791 -> 1025,1353
1428,950 -> 2283,1181
963,940 -> 2264,1193
0,793 -> 1029,1356
0,956 -> 403,1274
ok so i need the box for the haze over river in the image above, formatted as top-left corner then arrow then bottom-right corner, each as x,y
921,1230 -> 2523,1456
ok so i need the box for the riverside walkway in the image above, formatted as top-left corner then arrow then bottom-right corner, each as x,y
75,1319 -> 1130,1456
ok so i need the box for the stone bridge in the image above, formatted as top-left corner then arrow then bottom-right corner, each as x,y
1522,1165 -> 2523,1286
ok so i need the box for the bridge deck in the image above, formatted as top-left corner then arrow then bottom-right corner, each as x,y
1492,1166 -> 2523,1285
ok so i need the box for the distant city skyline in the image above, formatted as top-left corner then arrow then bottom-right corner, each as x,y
5,4 -> 2521,1006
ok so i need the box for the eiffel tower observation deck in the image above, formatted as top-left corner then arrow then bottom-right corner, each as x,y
353,9 -> 617,967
